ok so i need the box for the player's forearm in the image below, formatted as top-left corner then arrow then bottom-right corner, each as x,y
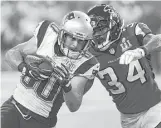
5,49 -> 24,70
63,76 -> 89,112
63,88 -> 83,112
141,34 -> 161,55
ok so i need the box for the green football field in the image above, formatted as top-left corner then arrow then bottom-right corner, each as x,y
1,72 -> 161,128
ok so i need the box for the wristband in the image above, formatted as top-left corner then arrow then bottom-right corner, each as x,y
62,83 -> 72,93
139,46 -> 148,56
17,62 -> 26,72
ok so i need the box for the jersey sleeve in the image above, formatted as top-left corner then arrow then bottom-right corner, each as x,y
135,22 -> 152,45
33,20 -> 59,48
33,20 -> 52,48
34,20 -> 59,58
74,56 -> 100,80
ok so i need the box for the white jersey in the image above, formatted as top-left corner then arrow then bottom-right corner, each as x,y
13,20 -> 99,118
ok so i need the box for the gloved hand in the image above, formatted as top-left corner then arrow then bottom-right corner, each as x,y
52,63 -> 73,93
18,62 -> 29,75
18,55 -> 53,80
119,48 -> 145,65
52,63 -> 70,85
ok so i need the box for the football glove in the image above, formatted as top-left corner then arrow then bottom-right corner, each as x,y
18,55 -> 53,80
119,48 -> 145,65
52,63 -> 70,86
18,62 -> 29,75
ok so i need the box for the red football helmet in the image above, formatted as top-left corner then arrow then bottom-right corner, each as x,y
87,4 -> 123,51
58,11 -> 93,59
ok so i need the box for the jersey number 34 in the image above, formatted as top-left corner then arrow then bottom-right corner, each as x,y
98,60 -> 146,94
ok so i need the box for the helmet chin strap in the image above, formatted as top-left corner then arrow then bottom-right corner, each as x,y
63,47 -> 82,59
98,17 -> 113,51
60,37 -> 90,59
98,31 -> 111,51
98,17 -> 124,52
98,28 -> 123,51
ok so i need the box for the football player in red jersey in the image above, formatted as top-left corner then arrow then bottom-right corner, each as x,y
87,4 -> 161,128
1,11 -> 99,128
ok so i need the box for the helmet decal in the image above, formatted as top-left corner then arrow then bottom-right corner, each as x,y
64,12 -> 75,23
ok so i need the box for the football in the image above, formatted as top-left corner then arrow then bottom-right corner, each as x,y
39,60 -> 53,72
25,54 -> 53,73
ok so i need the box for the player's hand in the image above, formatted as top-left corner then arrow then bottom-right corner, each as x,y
119,48 -> 145,65
18,62 -> 29,75
20,55 -> 53,80
52,63 -> 70,86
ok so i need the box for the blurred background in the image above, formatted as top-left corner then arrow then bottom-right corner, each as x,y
1,0 -> 161,73
1,1 -> 161,128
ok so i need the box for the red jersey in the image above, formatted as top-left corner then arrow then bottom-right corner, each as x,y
89,22 -> 161,114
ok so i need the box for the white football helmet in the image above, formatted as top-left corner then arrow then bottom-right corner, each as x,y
58,11 -> 93,59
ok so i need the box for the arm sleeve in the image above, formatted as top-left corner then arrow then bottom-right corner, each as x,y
135,22 -> 152,45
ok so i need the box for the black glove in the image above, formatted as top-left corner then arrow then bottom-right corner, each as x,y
17,62 -> 29,75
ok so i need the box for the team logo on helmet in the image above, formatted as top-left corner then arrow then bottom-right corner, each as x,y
59,11 -> 93,59
63,12 -> 75,24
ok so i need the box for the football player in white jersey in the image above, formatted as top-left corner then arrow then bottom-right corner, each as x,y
1,11 -> 100,128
